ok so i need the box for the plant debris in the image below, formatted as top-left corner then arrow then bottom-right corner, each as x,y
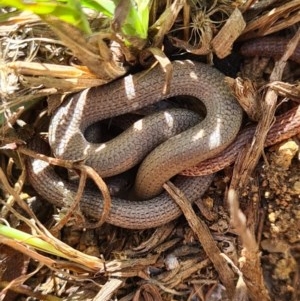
1,1 -> 300,300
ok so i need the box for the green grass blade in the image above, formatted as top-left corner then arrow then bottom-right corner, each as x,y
0,0 -> 91,34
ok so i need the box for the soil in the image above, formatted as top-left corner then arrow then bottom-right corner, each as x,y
0,2 -> 300,301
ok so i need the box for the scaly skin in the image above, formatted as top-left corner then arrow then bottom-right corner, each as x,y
181,106 -> 300,176
26,138 -> 214,229
240,36 -> 300,64
27,59 -> 300,229
26,105 -> 300,229
48,60 -> 243,199
27,60 -> 244,229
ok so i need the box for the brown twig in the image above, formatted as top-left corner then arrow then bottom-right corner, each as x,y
18,145 -> 112,229
130,222 -> 176,254
50,167 -> 87,233
0,106 -> 25,134
43,16 -> 127,80
0,169 -> 105,273
227,28 -> 300,301
163,181 -> 236,299
150,0 -> 185,47
228,189 -> 270,301
240,0 -> 300,40
232,29 -> 300,190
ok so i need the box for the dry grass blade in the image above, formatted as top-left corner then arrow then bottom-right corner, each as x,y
227,189 -> 271,301
232,29 -> 300,189
140,47 -> 172,94
241,0 -> 300,39
132,283 -> 163,301
212,8 -> 246,59
1,1 -> 300,299
44,16 -> 127,80
93,278 -> 124,301
130,222 -> 176,254
150,0 -> 185,47
226,27 -> 300,301
163,181 -> 236,299
18,145 -> 112,230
